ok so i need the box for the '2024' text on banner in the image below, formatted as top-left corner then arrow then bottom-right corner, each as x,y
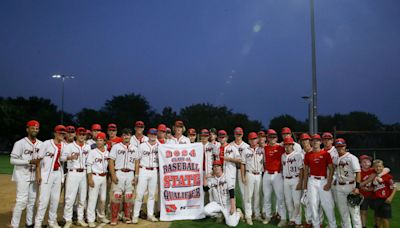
158,143 -> 205,221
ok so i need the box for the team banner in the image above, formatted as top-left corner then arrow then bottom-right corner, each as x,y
158,143 -> 205,221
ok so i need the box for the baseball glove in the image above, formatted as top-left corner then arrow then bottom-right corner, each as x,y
347,193 -> 364,207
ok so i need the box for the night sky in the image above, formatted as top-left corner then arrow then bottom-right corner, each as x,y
1,0 -> 399,126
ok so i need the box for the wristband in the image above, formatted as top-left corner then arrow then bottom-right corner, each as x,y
356,182 -> 360,188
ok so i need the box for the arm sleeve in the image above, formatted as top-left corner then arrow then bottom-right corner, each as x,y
10,141 -> 29,165
10,158 -> 29,165
229,189 -> 235,199
203,186 -> 210,192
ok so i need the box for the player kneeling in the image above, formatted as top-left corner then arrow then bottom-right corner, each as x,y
204,160 -> 243,227
333,138 -> 362,228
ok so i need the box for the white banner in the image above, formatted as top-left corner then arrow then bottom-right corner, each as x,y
158,143 -> 205,221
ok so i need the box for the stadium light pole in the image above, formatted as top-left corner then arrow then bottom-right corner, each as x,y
302,96 -> 313,134
52,74 -> 75,124
310,0 -> 318,134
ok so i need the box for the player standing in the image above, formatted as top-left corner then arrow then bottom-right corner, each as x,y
257,131 -> 266,147
65,126 -> 76,144
334,138 -> 362,228
130,121 -> 148,147
303,134 -> 336,228
62,127 -> 90,228
10,120 -> 42,228
188,128 -> 197,143
209,128 -> 221,148
157,124 -> 167,144
166,120 -> 190,144
86,124 -> 102,149
200,129 -> 216,202
107,123 -> 122,151
280,127 -> 302,154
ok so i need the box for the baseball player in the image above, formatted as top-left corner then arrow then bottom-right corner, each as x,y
165,127 -> 173,140
333,138 -> 362,228
204,160 -> 242,227
200,129 -> 216,203
86,129 -> 92,141
165,120 -> 190,144
257,131 -> 266,147
230,127 -> 248,202
109,128 -> 138,225
209,128 -> 221,148
34,125 -> 66,228
241,132 -> 264,225
61,127 -> 90,228
282,137 -> 303,227
86,132 -> 110,227
107,123 -> 122,151
188,128 -> 197,143
157,124 -> 167,144
280,127 -> 302,154
215,130 -> 242,186
86,124 -> 102,149
303,134 -> 336,228
132,128 -> 160,223
262,129 -> 287,226
65,126 -> 76,144
130,121 -> 148,147
10,120 -> 42,228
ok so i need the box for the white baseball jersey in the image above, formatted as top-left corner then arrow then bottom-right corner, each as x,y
212,141 -> 221,148
280,141 -> 303,155
334,152 -> 361,183
214,144 -> 241,177
230,141 -> 249,157
109,142 -> 139,170
326,146 -> 338,164
61,142 -> 90,170
10,137 -> 43,182
130,135 -> 149,148
86,148 -> 109,174
281,152 -> 304,178
166,135 -> 191,144
138,141 -> 159,168
37,139 -> 65,184
203,142 -> 216,177
242,146 -> 264,173
207,173 -> 235,208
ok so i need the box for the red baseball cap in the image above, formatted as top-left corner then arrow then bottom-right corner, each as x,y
166,127 -> 172,133
108,123 -> 117,130
283,137 -> 295,145
188,128 -> 196,135
213,160 -> 223,166
111,137 -> 123,143
281,127 -> 292,134
135,121 -> 145,127
258,131 -> 266,137
174,120 -> 184,127
267,129 -> 277,136
234,127 -> 243,135
322,132 -> 333,139
86,129 -> 92,135
200,129 -> 210,136
91,124 -> 102,131
360,155 -> 372,161
157,124 -> 167,132
76,127 -> 86,134
26,120 -> 40,127
335,138 -> 346,147
218,130 -> 227,137
66,125 -> 75,133
311,134 -> 322,140
300,133 -> 311,140
95,132 -> 106,140
148,128 -> 158,135
54,125 -> 67,133
248,132 -> 258,140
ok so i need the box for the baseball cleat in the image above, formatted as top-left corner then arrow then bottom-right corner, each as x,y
88,222 -> 96,228
262,216 -> 271,224
147,215 -> 159,222
277,220 -> 287,227
132,216 -> 139,224
48,222 -> 61,228
77,220 -> 89,227
246,218 -> 253,225
63,221 -> 72,228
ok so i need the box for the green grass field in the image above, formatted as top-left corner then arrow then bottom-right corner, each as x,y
0,154 -> 398,227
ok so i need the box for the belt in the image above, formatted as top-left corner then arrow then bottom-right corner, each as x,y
266,171 -> 280,174
310,175 -> 326,180
140,166 -> 158,170
337,180 -> 355,185
117,168 -> 134,172
246,170 -> 261,175
93,173 -> 107,176
285,175 -> 299,179
69,169 -> 85,172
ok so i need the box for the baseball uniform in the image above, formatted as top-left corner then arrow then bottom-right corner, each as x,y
86,148 -> 109,223
282,151 -> 303,225
109,142 -> 139,221
166,135 -> 191,144
334,152 -> 362,228
130,135 -> 149,148
34,139 -> 65,228
133,141 -> 160,219
242,146 -> 264,219
372,173 -> 395,219
304,150 -> 337,228
61,141 -> 90,223
214,143 -> 241,187
262,144 -> 286,220
204,173 -> 241,227
230,141 -> 249,202
10,137 -> 42,228
280,141 -> 302,155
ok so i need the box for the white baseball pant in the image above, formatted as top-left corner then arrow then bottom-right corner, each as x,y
307,177 -> 337,228
87,175 -> 107,223
284,177 -> 302,225
204,201 -> 240,227
63,171 -> 87,222
335,184 -> 362,228
34,170 -> 62,227
112,171 -> 134,194
237,170 -> 245,202
304,199 -> 323,224
262,172 -> 287,220
133,168 -> 158,218
11,180 -> 37,228
244,172 -> 262,218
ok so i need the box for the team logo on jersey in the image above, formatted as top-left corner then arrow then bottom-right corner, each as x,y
206,147 -> 213,152
142,151 -> 151,156
226,149 -> 233,154
24,149 -> 34,155
45,152 -> 54,157
117,150 -> 126,155
95,158 -> 103,163
287,158 -> 296,164
339,161 -> 349,168
83,150 -> 89,156
246,153 -> 254,158
218,180 -> 227,186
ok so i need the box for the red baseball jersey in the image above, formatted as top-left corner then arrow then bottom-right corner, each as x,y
360,168 -> 375,198
373,173 -> 394,199
304,150 -> 333,177
264,144 -> 285,172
